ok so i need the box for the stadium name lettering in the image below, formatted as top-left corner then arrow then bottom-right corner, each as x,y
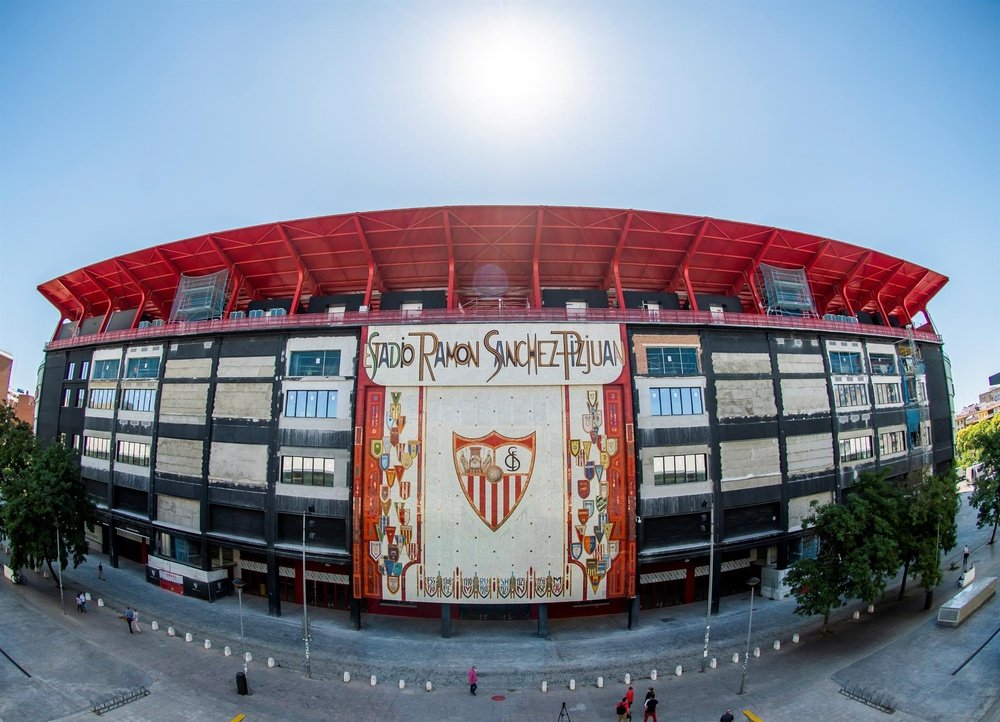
365,329 -> 624,383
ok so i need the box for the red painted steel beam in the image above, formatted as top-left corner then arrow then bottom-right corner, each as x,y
728,228 -> 779,297
114,260 -> 169,322
82,270 -> 116,333
804,240 -> 834,273
900,269 -> 932,326
668,218 -> 709,311
532,207 -> 543,309
205,236 -> 256,305
276,223 -> 318,315
352,213 -> 381,308
443,209 -> 456,310
835,250 -> 872,317
38,285 -> 72,341
602,210 -> 633,310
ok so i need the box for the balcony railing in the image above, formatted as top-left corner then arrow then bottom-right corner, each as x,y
45,307 -> 941,351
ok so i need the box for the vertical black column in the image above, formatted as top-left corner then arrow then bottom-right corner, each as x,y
265,336 -> 287,618
767,333 -> 791,542
200,340 -> 223,576
819,343 -> 843,503
536,603 -> 549,638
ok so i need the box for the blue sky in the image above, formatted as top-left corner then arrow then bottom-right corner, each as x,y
1,0 -> 997,410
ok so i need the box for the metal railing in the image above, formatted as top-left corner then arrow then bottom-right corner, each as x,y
46,307 -> 941,351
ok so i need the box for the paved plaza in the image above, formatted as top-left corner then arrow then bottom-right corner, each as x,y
1,497 -> 997,722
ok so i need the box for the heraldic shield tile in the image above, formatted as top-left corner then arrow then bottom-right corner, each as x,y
453,431 -> 536,532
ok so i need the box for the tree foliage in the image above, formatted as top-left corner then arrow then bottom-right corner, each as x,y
0,409 -> 96,579
957,415 -> 1000,544
896,469 -> 960,603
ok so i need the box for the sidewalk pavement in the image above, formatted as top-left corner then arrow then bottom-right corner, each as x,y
1,498 -> 997,721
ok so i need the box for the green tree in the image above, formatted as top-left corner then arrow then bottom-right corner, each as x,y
1,442 -> 96,581
896,470 -> 960,608
786,472 -> 901,634
0,403 -> 35,482
957,415 -> 1000,544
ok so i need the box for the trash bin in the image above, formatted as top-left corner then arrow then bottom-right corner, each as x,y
236,671 -> 249,695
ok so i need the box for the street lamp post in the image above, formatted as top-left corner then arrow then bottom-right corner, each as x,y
738,576 -> 761,694
55,520 -> 66,615
700,499 -> 715,672
302,505 -> 314,679
232,578 -> 248,691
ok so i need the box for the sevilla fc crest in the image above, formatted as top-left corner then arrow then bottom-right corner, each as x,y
454,431 -> 535,532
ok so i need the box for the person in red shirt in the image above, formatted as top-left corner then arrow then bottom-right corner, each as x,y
625,686 -> 635,721
468,665 -> 478,695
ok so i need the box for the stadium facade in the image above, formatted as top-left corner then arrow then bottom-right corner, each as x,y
34,206 -> 953,625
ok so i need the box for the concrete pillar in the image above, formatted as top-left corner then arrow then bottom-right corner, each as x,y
537,603 -> 549,638
440,603 -> 452,638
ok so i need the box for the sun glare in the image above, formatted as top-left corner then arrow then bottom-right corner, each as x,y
450,16 -> 573,126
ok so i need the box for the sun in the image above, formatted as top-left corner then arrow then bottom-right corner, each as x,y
449,16 -> 573,126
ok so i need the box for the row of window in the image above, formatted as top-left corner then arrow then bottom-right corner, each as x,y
830,350 -> 907,377
116,440 -> 151,467
646,347 -> 700,376
873,382 -> 901,405
879,430 -> 906,456
73,351 -> 343,382
840,436 -> 874,462
649,387 -> 704,416
652,453 -> 708,485
65,360 -> 90,380
280,456 -> 336,486
284,389 -> 338,418
83,386 -> 341,417
835,383 -> 869,407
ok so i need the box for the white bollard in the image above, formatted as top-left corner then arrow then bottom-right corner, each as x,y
541,681 -> 548,692
85,592 -> 92,601
569,679 -> 576,691
426,681 -> 432,692
204,640 -> 211,649
98,598 -> 105,607
732,653 -> 739,664
753,647 -> 760,658
853,610 -> 860,620
167,626 -> 176,637
710,658 -> 717,669
185,632 -> 193,643
399,679 -> 405,689
625,673 -> 631,684
268,657 -> 275,668
792,633 -> 800,643
868,604 -> 875,614
597,676 -> 604,688
150,621 -> 158,630
245,652 -> 252,663
343,672 -> 351,683
370,675 -> 377,686
224,646 -> 232,656
675,665 -> 682,677
650,669 -> 657,681
773,640 -> 781,650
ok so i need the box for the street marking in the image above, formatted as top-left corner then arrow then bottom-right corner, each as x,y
230,715 -> 246,722
743,710 -> 763,722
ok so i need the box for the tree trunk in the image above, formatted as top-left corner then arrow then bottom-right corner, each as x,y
923,589 -> 933,610
46,559 -> 59,586
898,559 -> 910,601
822,611 -> 829,636
991,516 -> 998,544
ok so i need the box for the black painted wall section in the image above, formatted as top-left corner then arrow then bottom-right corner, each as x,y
379,290 -> 447,310
540,289 -> 609,309
307,294 -> 366,313
622,291 -> 681,310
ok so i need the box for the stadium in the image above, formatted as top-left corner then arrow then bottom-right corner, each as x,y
34,205 -> 954,627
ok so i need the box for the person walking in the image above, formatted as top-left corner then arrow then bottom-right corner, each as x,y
963,545 -> 970,568
643,690 -> 658,722
625,685 -> 635,721
720,710 -> 735,722
130,609 -> 141,633
124,606 -> 134,633
97,562 -> 104,580
616,696 -> 630,722
76,592 -> 84,613
468,665 -> 478,695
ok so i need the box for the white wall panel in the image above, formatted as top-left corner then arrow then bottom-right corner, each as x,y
716,380 -> 777,418
209,442 -> 267,486
780,378 -> 831,415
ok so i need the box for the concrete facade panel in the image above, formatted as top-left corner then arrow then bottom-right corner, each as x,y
776,353 -> 824,375
213,383 -> 273,420
780,378 -> 831,416
164,358 -> 213,379
217,356 -> 276,378
716,379 -> 777,418
785,433 -> 835,475
156,494 -> 201,530
720,438 -> 780,484
788,491 -> 833,531
155,437 -> 204,477
209,441 -> 268,486
159,383 -> 209,424
712,351 -> 771,375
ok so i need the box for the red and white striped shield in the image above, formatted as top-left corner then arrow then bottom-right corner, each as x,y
453,431 -> 535,532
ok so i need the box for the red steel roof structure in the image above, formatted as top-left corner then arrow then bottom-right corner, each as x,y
38,205 -> 947,332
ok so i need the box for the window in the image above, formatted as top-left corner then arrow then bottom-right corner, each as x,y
652,453 -> 707,484
83,436 -> 111,460
873,382 -> 901,405
88,388 -> 116,410
125,356 -> 160,379
280,456 -> 336,487
63,388 -> 72,407
80,361 -> 90,379
401,302 -> 423,312
75,388 -> 86,407
829,351 -> 863,375
92,359 -> 121,380
121,388 -> 156,412
650,387 -> 704,416
835,383 -> 869,407
869,353 -> 897,375
65,362 -> 76,380
647,347 -> 699,376
284,389 -> 338,418
904,378 -> 927,404
71,434 -> 81,452
839,436 -> 873,462
879,431 -> 906,456
288,350 -> 341,377
116,440 -> 151,467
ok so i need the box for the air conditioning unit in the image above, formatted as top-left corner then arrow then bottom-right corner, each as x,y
266,307 -> 287,317
248,309 -> 265,318
230,310 -> 246,320
151,319 -> 164,327
138,320 -> 151,329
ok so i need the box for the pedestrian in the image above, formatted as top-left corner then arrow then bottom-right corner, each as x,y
130,609 -> 141,633
124,606 -> 134,633
643,690 -> 658,722
720,709 -> 735,722
468,665 -> 478,695
625,685 -> 635,721
79,593 -> 88,613
616,696 -> 629,722
963,545 -> 970,567
98,562 -> 104,580
76,592 -> 84,613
